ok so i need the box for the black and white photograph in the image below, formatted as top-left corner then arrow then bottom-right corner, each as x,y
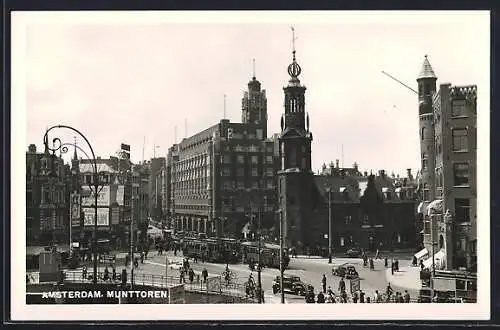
11,10 -> 490,321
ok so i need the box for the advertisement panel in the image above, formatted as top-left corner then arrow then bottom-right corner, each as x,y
70,192 -> 81,227
116,185 -> 124,206
81,186 -> 110,207
111,207 -> 120,225
350,277 -> 361,294
83,208 -> 109,226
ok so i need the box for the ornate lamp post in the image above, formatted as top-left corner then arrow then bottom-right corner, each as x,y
43,125 -> 104,285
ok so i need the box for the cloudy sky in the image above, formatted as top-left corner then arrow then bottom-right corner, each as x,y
14,11 -> 489,176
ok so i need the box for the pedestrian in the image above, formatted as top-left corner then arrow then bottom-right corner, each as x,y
395,259 -> 399,272
316,291 -> 325,303
375,249 -> 380,259
369,258 -> 374,270
338,277 -> 345,293
386,283 -> 394,299
352,291 -> 359,303
341,290 -> 348,303
398,292 -> 405,303
366,296 -> 371,303
391,260 -> 394,275
384,257 -> 388,268
82,265 -> 87,280
359,290 -> 365,303
103,266 -> 110,281
326,293 -> 334,303
404,290 -> 411,303
202,268 -> 208,284
327,286 -> 333,296
413,255 -> 418,266
321,274 -> 327,293
180,270 -> 185,283
121,268 -> 127,286
125,254 -> 130,267
112,266 -> 116,282
188,268 -> 195,283
374,290 -> 381,303
306,290 -> 316,303
140,251 -> 145,264
420,259 -> 424,271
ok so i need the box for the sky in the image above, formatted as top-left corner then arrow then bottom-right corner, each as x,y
15,11 -> 490,177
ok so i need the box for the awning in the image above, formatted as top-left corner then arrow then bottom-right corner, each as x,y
339,187 -> 347,193
382,187 -> 389,193
423,250 -> 446,269
414,248 -> 429,259
427,199 -> 443,216
395,187 -> 402,193
417,201 -> 429,214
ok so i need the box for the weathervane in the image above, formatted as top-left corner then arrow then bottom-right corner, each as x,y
291,26 -> 298,59
287,26 -> 302,78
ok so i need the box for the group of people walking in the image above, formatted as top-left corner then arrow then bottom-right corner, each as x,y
307,275 -> 412,303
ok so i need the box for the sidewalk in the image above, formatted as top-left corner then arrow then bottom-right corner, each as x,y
385,264 -> 422,292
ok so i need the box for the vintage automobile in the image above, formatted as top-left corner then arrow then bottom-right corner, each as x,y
345,247 -> 362,258
332,263 -> 359,279
272,275 -> 312,296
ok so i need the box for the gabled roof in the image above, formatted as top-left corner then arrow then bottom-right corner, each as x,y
417,55 -> 437,80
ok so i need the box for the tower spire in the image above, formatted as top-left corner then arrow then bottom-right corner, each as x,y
252,58 -> 256,79
417,54 -> 437,80
73,136 -> 78,160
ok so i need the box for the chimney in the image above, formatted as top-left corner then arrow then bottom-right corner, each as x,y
407,168 -> 412,179
336,159 -> 340,168
363,171 -> 368,177
353,162 -> 358,172
379,169 -> 385,178
329,161 -> 335,176
28,144 -> 37,153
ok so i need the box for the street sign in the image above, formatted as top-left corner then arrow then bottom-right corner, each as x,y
100,255 -> 116,264
350,277 -> 361,294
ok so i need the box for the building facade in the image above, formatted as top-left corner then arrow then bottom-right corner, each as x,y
26,144 -> 70,246
416,56 -> 477,272
166,73 -> 280,238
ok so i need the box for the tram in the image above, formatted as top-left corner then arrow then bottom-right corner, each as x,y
241,241 -> 290,269
182,237 -> 241,264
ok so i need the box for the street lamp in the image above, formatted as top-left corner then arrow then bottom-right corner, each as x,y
325,185 -> 333,264
43,125 -> 103,285
278,208 -> 285,304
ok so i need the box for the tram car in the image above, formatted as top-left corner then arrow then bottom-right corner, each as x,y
182,237 -> 241,264
241,241 -> 290,269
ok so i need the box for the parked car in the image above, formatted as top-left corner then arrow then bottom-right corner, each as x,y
272,275 -> 312,296
345,247 -> 362,258
332,263 -> 359,279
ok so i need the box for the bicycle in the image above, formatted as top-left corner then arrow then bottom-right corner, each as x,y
221,268 -> 237,287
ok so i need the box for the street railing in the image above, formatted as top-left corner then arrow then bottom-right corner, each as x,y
27,270 -> 256,302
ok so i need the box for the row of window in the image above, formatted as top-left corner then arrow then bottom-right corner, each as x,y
222,180 -> 275,190
420,127 -> 471,153
222,167 -> 275,177
222,154 -> 274,165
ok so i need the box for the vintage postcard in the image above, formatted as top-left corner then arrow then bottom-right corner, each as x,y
10,10 -> 490,321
